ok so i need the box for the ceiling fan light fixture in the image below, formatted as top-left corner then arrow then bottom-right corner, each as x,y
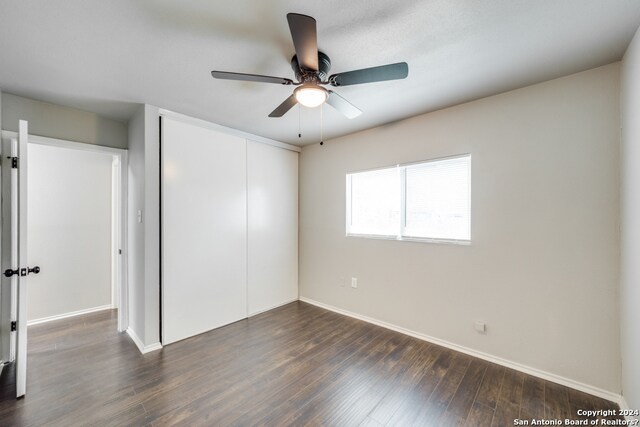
210,13 -> 408,118
294,85 -> 328,108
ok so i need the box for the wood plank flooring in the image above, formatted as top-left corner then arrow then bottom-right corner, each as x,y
0,302 -> 622,426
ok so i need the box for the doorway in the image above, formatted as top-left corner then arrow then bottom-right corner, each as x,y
0,131 -> 128,372
27,140 -> 124,327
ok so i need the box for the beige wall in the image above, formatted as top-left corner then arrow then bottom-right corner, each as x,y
2,93 -> 127,149
621,26 -> 640,410
299,64 -> 621,393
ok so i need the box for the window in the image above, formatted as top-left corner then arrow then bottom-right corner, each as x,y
403,156 -> 471,240
346,155 -> 470,243
347,167 -> 400,236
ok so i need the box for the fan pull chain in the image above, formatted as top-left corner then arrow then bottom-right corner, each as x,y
298,105 -> 301,139
320,104 -> 324,146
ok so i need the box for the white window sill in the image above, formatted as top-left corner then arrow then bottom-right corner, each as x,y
346,233 -> 471,246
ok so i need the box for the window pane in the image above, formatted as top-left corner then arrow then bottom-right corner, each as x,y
403,156 -> 470,240
348,167 -> 400,236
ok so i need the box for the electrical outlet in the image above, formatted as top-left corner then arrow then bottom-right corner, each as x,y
351,277 -> 358,288
475,321 -> 486,334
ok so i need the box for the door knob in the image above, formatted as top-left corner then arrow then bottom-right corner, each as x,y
3,269 -> 18,277
3,266 -> 40,277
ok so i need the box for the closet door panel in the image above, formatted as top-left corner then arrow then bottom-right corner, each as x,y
162,118 -> 247,345
247,141 -> 298,315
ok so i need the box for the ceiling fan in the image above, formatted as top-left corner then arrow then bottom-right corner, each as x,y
211,13 -> 409,119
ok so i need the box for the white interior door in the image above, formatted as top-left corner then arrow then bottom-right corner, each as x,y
161,117 -> 247,345
16,121 -> 29,398
1,120 -> 34,398
0,136 -> 14,369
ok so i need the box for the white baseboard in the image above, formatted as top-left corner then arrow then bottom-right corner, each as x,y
126,327 -> 162,354
619,396 -> 629,411
248,298 -> 299,317
27,304 -> 113,326
618,396 -> 638,422
299,296 -> 623,405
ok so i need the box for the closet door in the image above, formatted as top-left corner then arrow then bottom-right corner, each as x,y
162,118 -> 247,345
247,141 -> 298,315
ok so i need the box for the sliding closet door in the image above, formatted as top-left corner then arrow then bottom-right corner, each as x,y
162,118 -> 247,345
247,141 -> 298,315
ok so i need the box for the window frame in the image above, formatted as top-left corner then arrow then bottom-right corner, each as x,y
345,154 -> 471,245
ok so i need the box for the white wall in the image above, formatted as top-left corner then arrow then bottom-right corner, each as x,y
299,63 -> 621,393
621,25 -> 640,411
127,104 -> 160,348
143,105 -> 160,346
2,93 -> 127,149
27,143 -> 113,321
247,140 -> 299,315
127,105 -> 145,342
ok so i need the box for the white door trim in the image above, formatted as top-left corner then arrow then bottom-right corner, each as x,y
2,131 -> 129,332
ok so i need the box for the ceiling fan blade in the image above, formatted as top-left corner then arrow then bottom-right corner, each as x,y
326,91 -> 362,119
211,70 -> 293,85
269,95 -> 298,117
287,13 -> 318,71
329,62 -> 408,86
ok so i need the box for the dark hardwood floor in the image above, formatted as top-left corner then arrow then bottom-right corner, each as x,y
0,302 -> 622,426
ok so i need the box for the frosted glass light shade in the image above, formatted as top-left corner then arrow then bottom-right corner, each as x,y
294,85 -> 328,108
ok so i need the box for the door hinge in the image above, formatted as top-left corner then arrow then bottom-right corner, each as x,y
11,321 -> 16,332
8,156 -> 18,169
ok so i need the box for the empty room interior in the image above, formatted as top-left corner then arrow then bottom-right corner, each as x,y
1,1 -> 640,426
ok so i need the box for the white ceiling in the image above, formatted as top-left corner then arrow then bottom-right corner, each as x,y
1,0 -> 639,146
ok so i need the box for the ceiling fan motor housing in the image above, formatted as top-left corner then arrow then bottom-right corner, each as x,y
291,51 -> 331,83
